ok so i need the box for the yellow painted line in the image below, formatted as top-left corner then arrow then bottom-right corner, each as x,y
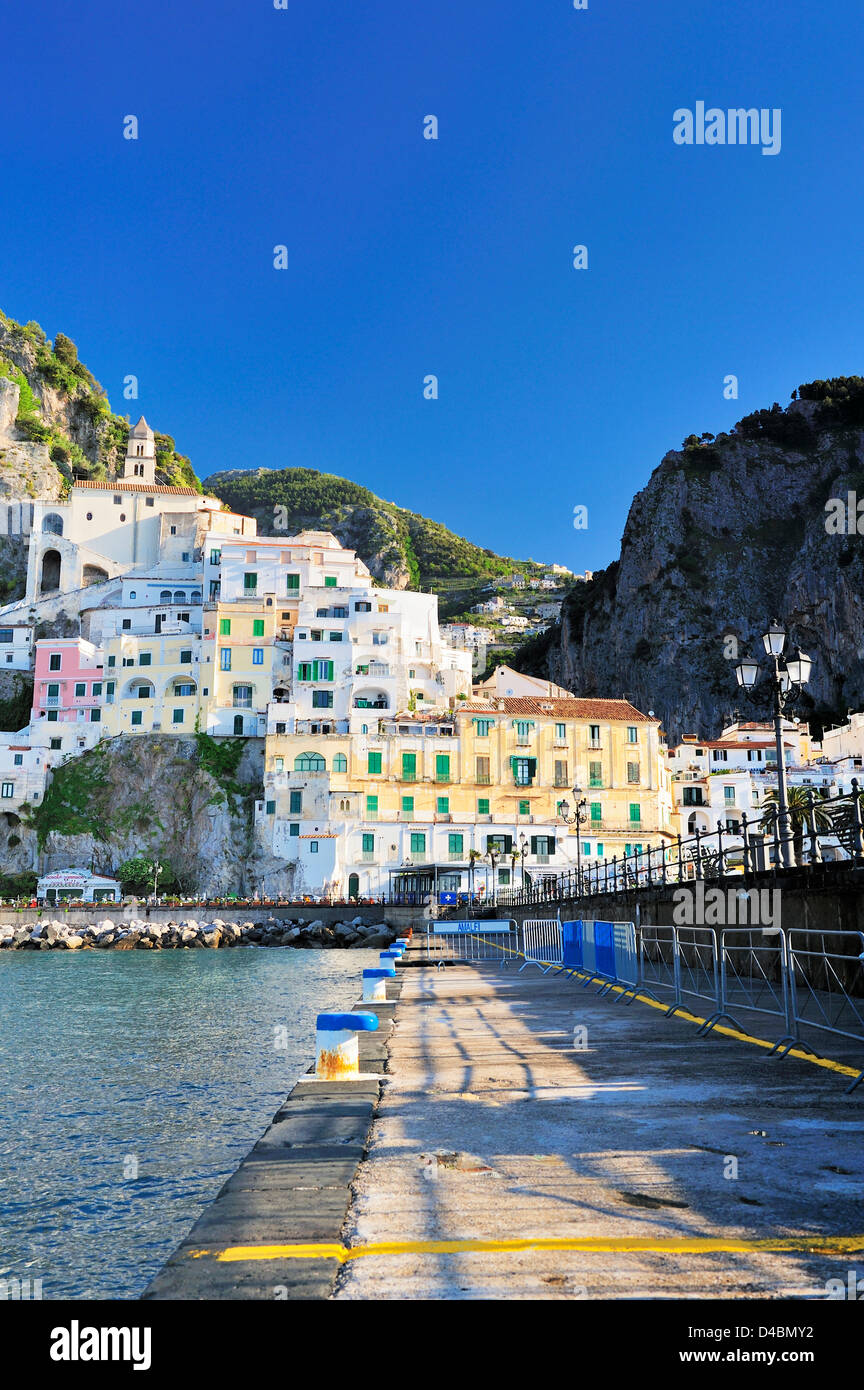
189,1232 -> 864,1264
465,938 -> 862,1083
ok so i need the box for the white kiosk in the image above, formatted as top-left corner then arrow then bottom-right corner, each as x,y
37,869 -> 121,905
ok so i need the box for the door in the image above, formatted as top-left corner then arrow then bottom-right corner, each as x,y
348,873 -> 359,900
233,715 -> 244,735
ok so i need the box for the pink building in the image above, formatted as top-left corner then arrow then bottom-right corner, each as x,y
32,638 -> 104,759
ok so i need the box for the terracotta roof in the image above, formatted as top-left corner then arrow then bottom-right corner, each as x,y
458,696 -> 654,722
73,480 -> 200,497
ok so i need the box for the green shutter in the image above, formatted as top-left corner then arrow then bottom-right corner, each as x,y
448,833 -> 463,854
362,833 -> 374,851
368,751 -> 382,774
436,753 -> 450,780
402,752 -> 416,779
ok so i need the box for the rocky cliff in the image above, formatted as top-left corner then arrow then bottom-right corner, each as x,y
517,379 -> 864,742
3,733 -> 291,897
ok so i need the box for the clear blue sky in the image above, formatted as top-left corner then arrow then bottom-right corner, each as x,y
1,1 -> 861,572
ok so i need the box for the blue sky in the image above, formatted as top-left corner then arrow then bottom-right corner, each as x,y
1,1 -> 862,572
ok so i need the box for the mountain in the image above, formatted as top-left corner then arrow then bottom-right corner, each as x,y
204,466 -> 545,595
513,379 -> 864,742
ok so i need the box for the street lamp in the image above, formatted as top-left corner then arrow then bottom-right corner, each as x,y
558,784 -> 588,894
732,624 -> 813,869
518,832 -> 529,888
485,846 -> 499,906
152,859 -> 163,901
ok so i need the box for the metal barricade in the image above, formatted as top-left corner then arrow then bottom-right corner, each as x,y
520,917 -> 563,973
719,927 -> 794,1049
560,919 -> 637,997
667,926 -> 724,1032
637,925 -> 678,1009
425,919 -> 519,966
786,929 -> 864,1091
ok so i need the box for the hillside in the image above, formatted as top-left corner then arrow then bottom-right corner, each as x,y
204,467 -> 545,593
513,378 -> 864,741
0,309 -> 200,493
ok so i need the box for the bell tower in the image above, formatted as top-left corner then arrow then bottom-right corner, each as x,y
122,416 -> 156,484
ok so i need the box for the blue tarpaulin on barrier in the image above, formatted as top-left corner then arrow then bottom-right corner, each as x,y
562,920 -> 584,968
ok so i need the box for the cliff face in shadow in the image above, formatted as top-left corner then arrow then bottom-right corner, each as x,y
519,381 -> 864,742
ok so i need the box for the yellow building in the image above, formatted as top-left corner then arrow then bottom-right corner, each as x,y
203,600 -> 289,737
254,695 -> 675,900
101,630 -> 203,736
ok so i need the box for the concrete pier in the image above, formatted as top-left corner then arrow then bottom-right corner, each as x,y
333,956 -> 864,1300
144,940 -> 864,1300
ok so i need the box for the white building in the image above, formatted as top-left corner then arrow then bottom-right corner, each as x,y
0,623 -> 32,670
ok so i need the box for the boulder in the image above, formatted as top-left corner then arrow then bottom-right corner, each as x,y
200,930 -> 222,948
64,935 -> 83,950
96,933 -> 115,948
352,931 -> 393,950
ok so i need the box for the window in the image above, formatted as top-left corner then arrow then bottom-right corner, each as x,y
46,682 -> 59,700
366,796 -> 378,816
627,726 -> 638,743
1,782 -> 13,798
13,753 -> 23,766
531,835 -> 556,856
219,618 -> 232,637
435,753 -> 450,782
629,803 -> 642,823
329,631 -> 343,642
555,723 -> 566,741
402,795 -> 414,813
131,709 -> 142,726
265,800 -> 276,815
233,685 -> 253,708
498,868 -> 511,885
554,759 -> 568,787
627,761 -> 640,784
297,660 -> 333,682
286,574 -> 300,591
220,649 -> 231,671
519,799 -> 530,815
475,755 -> 490,785
478,797 -> 490,815
253,619 -> 265,637
512,756 -> 536,786
590,802 -> 602,822
368,751 -> 382,775
311,630 -> 323,642
113,495 -> 122,505
362,833 -> 375,852
437,796 -> 449,813
401,752 -> 417,781
210,549 -> 221,566
180,649 -> 192,665
724,785 -> 736,805
289,790 -> 303,813
310,841 -> 319,853
712,748 -> 728,763
448,833 -> 463,855
252,648 -> 264,665
174,683 -> 194,697
324,576 -> 337,587
74,682 -> 86,697
294,753 -> 325,772
589,760 -> 603,787
0,629 -> 12,643
312,690 -> 333,708
410,832 -> 426,854
682,787 -> 704,806
487,833 -> 513,854
333,753 -> 347,773
47,710 -> 58,722
596,843 -> 604,857
514,719 -> 534,739
244,572 -> 257,592
49,653 -> 61,671
354,601 -> 372,613
90,709 -> 101,723
50,737 -> 62,750
138,652 -> 152,666
172,708 -> 184,724
289,822 -> 300,836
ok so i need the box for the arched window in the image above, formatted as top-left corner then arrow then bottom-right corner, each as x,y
333,753 -> 347,773
160,589 -> 172,602
42,513 -> 63,536
173,590 -> 186,603
191,590 -> 202,603
294,752 -> 325,772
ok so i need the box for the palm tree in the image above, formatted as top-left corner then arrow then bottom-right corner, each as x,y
760,786 -> 832,864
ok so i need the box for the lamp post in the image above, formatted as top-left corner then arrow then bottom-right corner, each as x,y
558,785 -> 588,895
518,832 -> 529,889
151,859 -> 162,901
485,847 -> 499,906
733,624 -> 812,870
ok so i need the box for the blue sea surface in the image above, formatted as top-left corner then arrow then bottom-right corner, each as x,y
0,947 -> 379,1299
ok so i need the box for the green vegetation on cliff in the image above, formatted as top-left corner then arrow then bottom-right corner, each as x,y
205,466 -> 543,591
0,309 -> 202,491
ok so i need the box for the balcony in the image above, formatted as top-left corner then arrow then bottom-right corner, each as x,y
359,851 -> 375,863
476,774 -> 491,785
